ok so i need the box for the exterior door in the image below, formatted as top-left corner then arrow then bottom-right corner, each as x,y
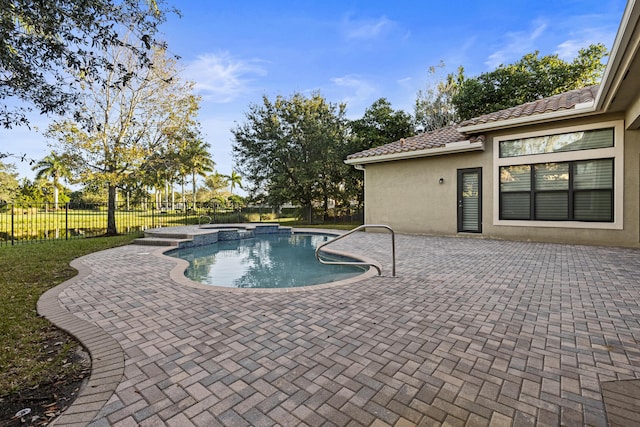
457,168 -> 482,233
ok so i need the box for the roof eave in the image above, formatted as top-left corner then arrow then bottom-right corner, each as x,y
595,0 -> 640,111
457,102 -> 598,133
344,140 -> 484,166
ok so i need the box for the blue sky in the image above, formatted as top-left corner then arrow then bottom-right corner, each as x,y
3,0 -> 628,184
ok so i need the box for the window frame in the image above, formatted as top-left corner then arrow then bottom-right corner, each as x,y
499,159 -> 614,222
493,120 -> 624,230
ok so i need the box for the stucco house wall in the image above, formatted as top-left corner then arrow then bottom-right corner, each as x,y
482,115 -> 640,247
361,114 -> 640,247
363,151 -> 489,235
350,0 -> 640,248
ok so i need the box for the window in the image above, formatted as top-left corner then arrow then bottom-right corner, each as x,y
499,159 -> 613,222
500,165 -> 531,220
494,121 -> 623,229
499,128 -> 614,158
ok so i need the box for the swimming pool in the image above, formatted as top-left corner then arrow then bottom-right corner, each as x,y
167,234 -> 367,289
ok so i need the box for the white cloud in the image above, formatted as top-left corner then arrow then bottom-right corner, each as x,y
485,20 -> 548,68
484,12 -> 619,70
554,24 -> 617,60
343,16 -> 395,40
184,52 -> 267,103
397,76 -> 412,87
330,75 -> 378,116
555,39 -> 586,59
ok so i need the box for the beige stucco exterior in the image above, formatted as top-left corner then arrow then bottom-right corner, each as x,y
350,0 -> 640,248
361,115 -> 640,247
363,151 -> 488,235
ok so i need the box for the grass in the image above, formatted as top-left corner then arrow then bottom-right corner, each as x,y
0,220 -> 359,399
0,205 -> 360,243
0,234 -> 139,397
0,208 -> 200,242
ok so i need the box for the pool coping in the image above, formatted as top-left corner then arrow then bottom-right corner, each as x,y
37,227 -> 381,426
35,230 -> 640,425
38,257 -> 125,427
160,227 -> 382,293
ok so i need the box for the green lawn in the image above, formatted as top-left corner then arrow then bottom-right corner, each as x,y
0,220 -> 362,398
0,206 -> 362,244
0,208 -> 200,243
0,234 -> 139,396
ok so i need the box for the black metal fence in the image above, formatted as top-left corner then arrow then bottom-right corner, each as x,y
0,202 -> 363,246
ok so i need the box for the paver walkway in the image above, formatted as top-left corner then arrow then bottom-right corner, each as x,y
44,231 -> 640,426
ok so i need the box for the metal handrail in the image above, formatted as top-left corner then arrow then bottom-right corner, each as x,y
314,224 -> 395,277
198,215 -> 212,227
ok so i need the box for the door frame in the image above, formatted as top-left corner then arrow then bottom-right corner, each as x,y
457,167 -> 483,233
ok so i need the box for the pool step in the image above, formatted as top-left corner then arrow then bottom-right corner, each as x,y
133,237 -> 192,246
134,224 -> 293,248
141,232 -> 193,240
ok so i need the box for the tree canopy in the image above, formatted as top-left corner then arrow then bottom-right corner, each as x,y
346,98 -> 415,207
451,44 -> 608,121
349,98 -> 414,150
414,63 -> 463,132
0,0 -> 172,129
232,92 -> 350,221
47,44 -> 202,234
32,152 -> 71,209
0,161 -> 18,203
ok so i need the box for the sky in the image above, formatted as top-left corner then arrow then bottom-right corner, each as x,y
1,0 -> 629,186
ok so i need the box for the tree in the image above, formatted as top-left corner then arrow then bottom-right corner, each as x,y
227,170 -> 243,196
0,161 -> 19,203
414,62 -> 464,132
0,0 -> 171,129
350,98 -> 414,149
233,92 -> 349,222
47,44 -> 199,235
346,98 -> 414,208
452,44 -> 608,121
205,172 -> 229,194
32,152 -> 71,209
183,138 -> 215,209
203,171 -> 230,207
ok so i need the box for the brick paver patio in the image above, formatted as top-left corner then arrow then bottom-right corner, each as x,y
41,230 -> 640,426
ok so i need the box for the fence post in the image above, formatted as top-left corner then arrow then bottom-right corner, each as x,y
11,204 -> 14,246
65,203 -> 69,240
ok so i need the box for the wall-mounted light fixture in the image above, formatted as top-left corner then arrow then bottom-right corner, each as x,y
438,177 -> 444,184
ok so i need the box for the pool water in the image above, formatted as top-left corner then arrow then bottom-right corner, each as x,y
168,234 -> 366,289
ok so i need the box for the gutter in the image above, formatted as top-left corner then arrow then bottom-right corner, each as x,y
344,140 -> 484,166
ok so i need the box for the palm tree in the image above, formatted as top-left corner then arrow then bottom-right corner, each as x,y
32,153 -> 71,209
182,139 -> 215,209
227,170 -> 243,196
205,172 -> 229,194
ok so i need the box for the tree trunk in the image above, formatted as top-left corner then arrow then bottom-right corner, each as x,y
53,186 -> 59,210
170,181 -> 175,210
192,170 -> 197,210
181,178 -> 186,205
164,181 -> 169,210
106,184 -> 118,235
323,195 -> 329,222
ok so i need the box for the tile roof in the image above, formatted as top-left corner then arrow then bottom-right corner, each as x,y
346,125 -> 484,160
347,85 -> 600,162
459,85 -> 599,127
